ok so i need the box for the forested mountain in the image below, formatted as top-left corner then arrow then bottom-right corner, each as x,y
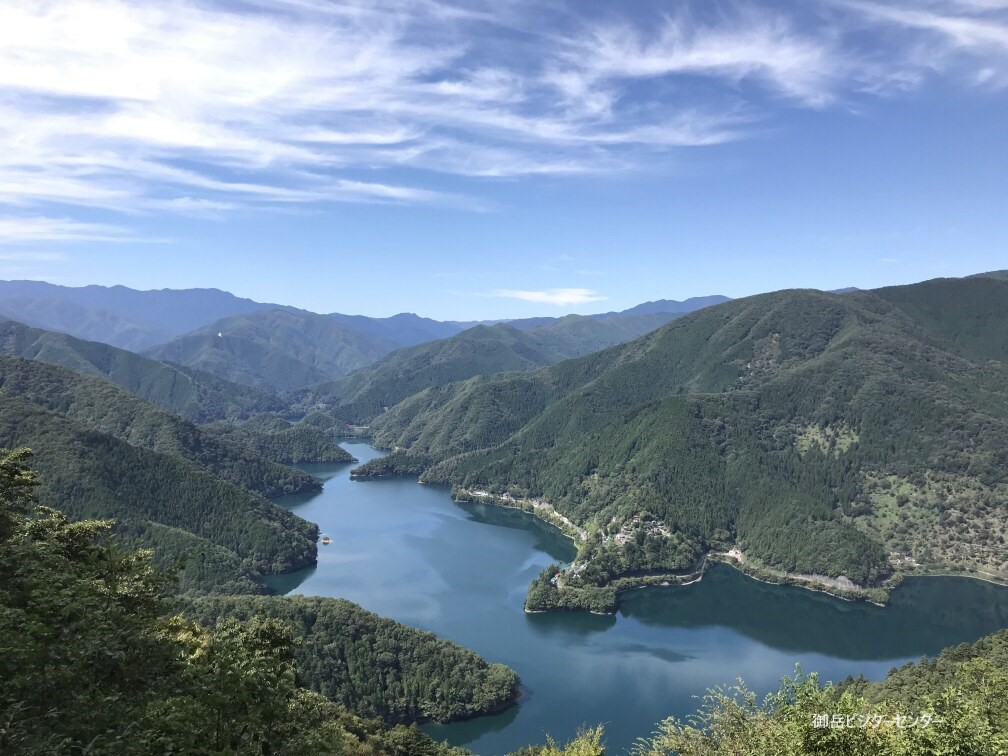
293,312 -> 695,423
969,269 -> 1008,282
0,402 -> 317,594
0,355 -> 319,498
206,414 -> 356,465
592,295 -> 731,319
357,277 -> 1008,610
293,323 -> 572,422
0,278 -> 732,378
0,318 -> 285,422
147,309 -> 401,392
187,595 -> 519,724
0,280 -> 286,350
0,448 -> 478,755
328,311 -> 466,348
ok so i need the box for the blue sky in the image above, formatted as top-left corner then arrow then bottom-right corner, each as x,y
0,0 -> 1005,319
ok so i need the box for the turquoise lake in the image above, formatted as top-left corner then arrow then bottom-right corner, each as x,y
271,442 -> 1008,755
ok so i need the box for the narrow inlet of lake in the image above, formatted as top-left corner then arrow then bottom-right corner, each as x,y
271,442 -> 1008,756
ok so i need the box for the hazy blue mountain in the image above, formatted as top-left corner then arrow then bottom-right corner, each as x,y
593,295 -> 731,319
147,309 -> 401,393
0,279 -> 733,358
328,312 -> 466,348
0,280 -> 291,351
0,318 -> 284,422
505,295 -> 729,330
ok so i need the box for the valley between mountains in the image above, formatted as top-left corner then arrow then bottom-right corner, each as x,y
2,273 -> 1007,754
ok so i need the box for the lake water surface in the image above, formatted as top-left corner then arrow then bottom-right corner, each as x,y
272,442 -> 1008,755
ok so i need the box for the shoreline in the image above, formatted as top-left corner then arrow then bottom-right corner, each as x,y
451,487 -> 588,545
347,457 -> 1008,611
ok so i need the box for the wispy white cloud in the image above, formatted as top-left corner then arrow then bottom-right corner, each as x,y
844,0 -> 1008,50
0,216 -> 146,243
550,13 -> 847,109
838,0 -> 1008,85
0,0 -> 1005,238
493,288 -> 608,306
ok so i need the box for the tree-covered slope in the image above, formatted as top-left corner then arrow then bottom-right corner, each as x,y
360,278 -> 1008,607
147,308 -> 400,392
206,415 -> 357,465
294,313 -> 687,423
188,595 -> 519,724
0,449 -> 468,756
0,318 -> 285,422
0,355 -> 319,498
293,324 -> 565,422
0,403 -> 318,594
872,276 -> 1008,363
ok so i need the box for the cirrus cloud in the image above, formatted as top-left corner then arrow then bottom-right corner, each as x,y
0,0 -> 1006,246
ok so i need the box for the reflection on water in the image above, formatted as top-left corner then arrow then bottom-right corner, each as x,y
262,566 -> 317,595
272,444 -> 1008,756
620,565 -> 1008,660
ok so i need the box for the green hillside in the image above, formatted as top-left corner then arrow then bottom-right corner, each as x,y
207,415 -> 357,464
0,448 -> 476,755
0,355 -> 319,498
294,312 -> 684,423
148,309 -> 400,392
187,595 -> 519,724
0,318 -> 284,422
0,402 -> 318,594
358,278 -> 1008,610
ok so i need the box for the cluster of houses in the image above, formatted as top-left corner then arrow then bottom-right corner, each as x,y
550,512 -> 674,587
601,512 -> 672,546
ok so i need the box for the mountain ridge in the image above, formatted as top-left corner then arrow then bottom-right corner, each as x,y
354,276 -> 1008,611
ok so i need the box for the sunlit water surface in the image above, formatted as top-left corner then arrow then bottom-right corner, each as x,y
269,443 -> 1008,755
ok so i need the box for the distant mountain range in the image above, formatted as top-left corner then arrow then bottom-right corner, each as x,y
293,311 -> 697,421
592,295 -> 732,319
0,280 -> 294,351
0,318 -> 285,422
0,279 -> 731,394
2,271 -> 1006,753
351,274 -> 1008,610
